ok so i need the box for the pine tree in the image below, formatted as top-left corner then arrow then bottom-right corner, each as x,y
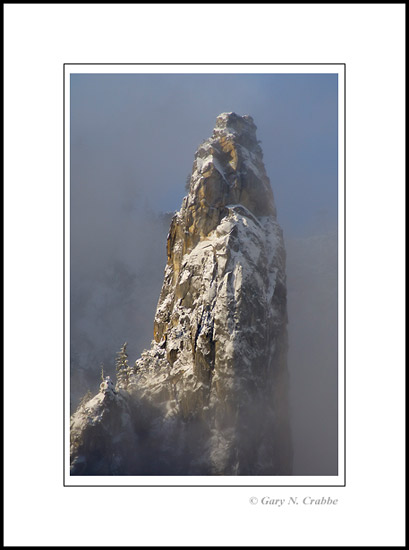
100,363 -> 105,382
115,342 -> 129,389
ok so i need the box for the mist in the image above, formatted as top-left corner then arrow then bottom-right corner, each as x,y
286,231 -> 338,475
70,72 -> 339,475
70,209 -> 171,406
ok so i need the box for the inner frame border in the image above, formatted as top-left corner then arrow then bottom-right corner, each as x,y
63,63 -> 346,488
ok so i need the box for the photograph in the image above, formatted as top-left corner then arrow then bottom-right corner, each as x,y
67,67 -> 343,481
5,4 -> 404,547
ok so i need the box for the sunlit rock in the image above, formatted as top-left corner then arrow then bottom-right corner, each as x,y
70,112 -> 292,476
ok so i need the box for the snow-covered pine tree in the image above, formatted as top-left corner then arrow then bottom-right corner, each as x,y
115,342 -> 129,389
132,360 -> 140,377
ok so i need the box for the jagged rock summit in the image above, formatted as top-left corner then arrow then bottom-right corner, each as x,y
70,112 -> 293,476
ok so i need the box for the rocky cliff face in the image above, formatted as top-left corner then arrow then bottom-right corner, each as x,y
70,112 -> 292,476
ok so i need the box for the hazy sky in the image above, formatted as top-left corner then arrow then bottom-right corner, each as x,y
70,72 -> 339,475
70,73 -> 338,237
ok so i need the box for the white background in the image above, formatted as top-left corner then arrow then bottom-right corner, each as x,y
4,4 -> 405,547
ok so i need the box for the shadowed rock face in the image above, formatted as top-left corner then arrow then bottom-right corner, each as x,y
70,112 -> 293,476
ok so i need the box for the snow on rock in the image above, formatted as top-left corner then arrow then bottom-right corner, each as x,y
70,377 -> 139,475
70,112 -> 292,476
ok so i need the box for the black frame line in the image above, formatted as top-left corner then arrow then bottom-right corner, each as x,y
64,62 -> 344,65
63,62 -> 346,488
63,63 -> 65,487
